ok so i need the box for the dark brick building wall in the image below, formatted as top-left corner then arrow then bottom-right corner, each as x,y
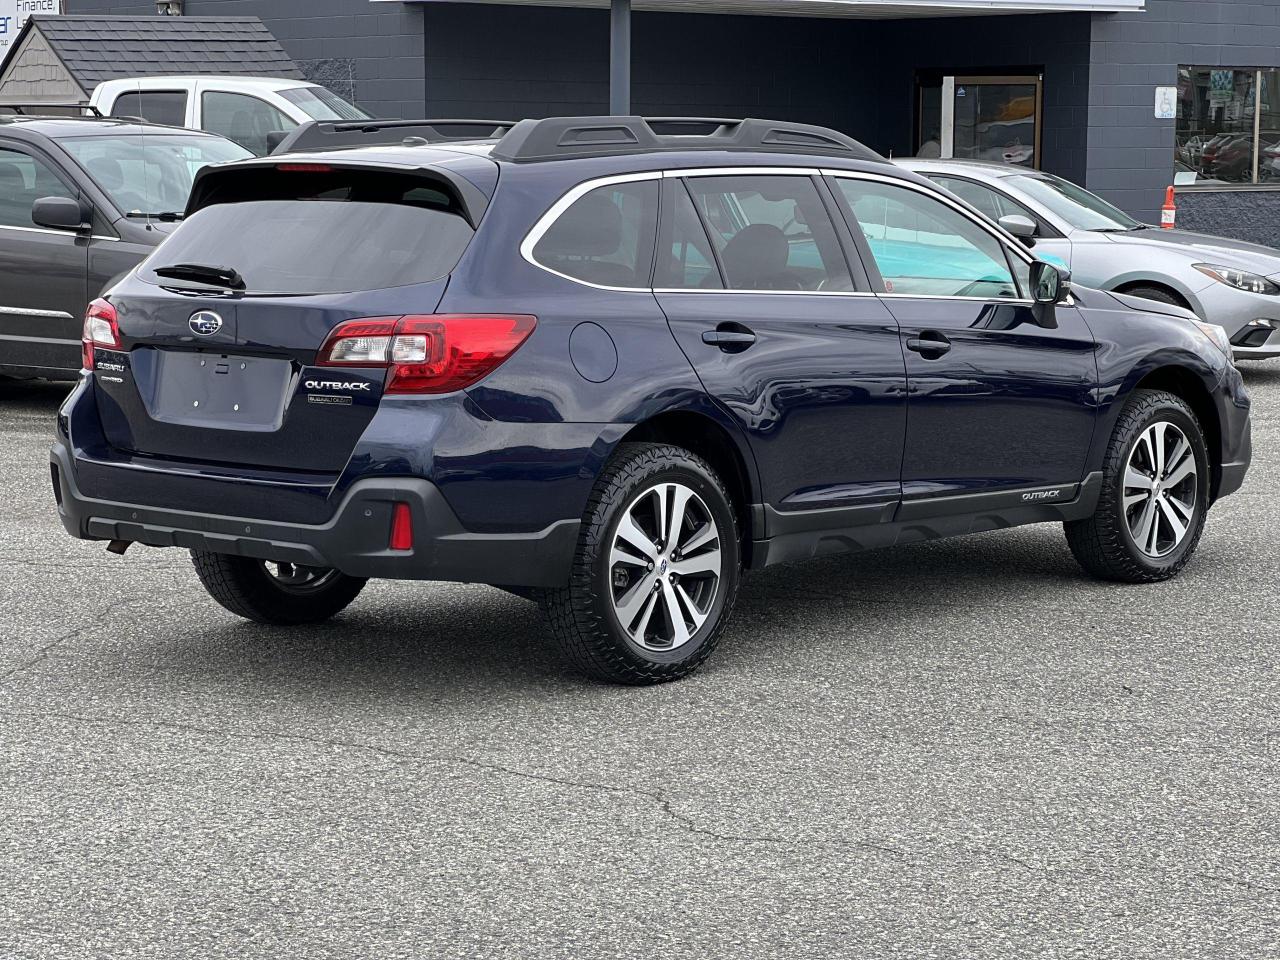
1087,0 -> 1280,219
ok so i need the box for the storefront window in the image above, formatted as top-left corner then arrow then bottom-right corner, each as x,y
1176,66 -> 1277,185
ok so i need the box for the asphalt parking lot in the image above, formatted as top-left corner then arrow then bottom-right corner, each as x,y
1,368 -> 1277,960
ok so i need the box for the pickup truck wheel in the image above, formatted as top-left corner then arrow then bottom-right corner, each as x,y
1064,389 -> 1209,582
543,442 -> 741,684
190,552 -> 367,625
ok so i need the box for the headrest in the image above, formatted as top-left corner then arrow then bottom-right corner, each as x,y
720,223 -> 789,284
0,162 -> 27,187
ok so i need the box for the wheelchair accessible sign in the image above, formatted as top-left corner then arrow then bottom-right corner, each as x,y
0,0 -> 61,62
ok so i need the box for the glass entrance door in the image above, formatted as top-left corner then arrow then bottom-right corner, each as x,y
917,74 -> 1042,168
945,75 -> 1041,167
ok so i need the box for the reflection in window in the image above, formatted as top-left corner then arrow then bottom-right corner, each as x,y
1176,67 -> 1272,185
837,178 -> 1020,299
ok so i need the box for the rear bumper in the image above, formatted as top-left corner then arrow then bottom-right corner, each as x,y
51,440 -> 579,588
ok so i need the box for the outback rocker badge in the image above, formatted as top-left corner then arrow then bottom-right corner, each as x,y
189,311 -> 224,337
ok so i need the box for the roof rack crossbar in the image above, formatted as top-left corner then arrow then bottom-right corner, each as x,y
0,102 -> 102,117
270,118 -> 517,155
489,116 -> 884,164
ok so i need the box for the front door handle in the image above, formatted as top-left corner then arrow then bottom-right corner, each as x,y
702,324 -> 757,352
906,331 -> 952,357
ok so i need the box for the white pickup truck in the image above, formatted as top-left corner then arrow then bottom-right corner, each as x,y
89,76 -> 372,155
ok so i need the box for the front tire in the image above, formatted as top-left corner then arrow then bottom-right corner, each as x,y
1064,389 -> 1210,582
543,442 -> 741,684
190,552 -> 367,625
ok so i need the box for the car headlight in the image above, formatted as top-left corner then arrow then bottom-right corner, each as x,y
1192,318 -> 1234,360
1192,263 -> 1280,295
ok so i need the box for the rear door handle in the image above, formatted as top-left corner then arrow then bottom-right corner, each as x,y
906,332 -> 952,357
702,324 -> 757,352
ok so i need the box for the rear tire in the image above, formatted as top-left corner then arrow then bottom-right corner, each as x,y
190,552 -> 367,625
542,442 -> 741,684
1064,389 -> 1209,582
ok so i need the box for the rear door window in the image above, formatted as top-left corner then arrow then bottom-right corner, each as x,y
201,91 -> 297,156
682,175 -> 852,291
531,179 -> 658,288
141,170 -> 474,295
110,90 -> 188,127
655,181 -> 723,290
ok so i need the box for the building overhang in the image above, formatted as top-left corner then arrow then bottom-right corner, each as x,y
375,0 -> 1143,16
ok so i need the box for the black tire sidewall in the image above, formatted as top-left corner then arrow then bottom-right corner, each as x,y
589,454 -> 740,671
1110,400 -> 1209,574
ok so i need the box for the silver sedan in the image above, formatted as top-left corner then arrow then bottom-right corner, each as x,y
899,158 -> 1280,360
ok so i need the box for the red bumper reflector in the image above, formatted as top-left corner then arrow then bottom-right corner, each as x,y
389,502 -> 413,551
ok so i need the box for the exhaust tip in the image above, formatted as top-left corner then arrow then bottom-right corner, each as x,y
106,539 -> 132,556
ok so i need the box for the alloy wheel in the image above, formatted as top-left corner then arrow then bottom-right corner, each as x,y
260,561 -> 341,594
1122,421 -> 1198,558
608,481 -> 723,651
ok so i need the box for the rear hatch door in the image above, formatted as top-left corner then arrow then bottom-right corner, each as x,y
93,160 -> 485,473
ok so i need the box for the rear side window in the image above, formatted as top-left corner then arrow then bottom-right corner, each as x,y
531,180 -> 658,288
683,175 -> 852,291
110,90 -> 187,127
142,170 -> 474,295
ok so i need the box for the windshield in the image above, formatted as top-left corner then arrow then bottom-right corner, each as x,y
278,86 -> 371,121
57,134 -> 252,217
1007,173 -> 1143,232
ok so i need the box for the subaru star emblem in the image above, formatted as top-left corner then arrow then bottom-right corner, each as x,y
189,311 -> 223,337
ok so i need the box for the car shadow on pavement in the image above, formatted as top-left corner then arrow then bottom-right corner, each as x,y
136,525 -> 1119,695
0,377 -> 75,412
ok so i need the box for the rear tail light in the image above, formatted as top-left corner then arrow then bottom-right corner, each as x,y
317,314 -> 537,394
82,298 -> 121,370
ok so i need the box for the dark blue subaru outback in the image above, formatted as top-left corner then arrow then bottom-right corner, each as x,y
51,117 -> 1252,684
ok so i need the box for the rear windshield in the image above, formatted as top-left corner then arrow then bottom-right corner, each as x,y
141,170 -> 474,295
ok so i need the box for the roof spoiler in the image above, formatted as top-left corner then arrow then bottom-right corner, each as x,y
489,116 -> 884,163
269,118 -> 517,155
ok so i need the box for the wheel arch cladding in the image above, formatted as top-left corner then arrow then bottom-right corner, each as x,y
1133,365 -> 1223,497
616,410 -> 759,555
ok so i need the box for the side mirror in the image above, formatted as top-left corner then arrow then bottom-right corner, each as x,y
32,196 -> 90,232
1029,259 -> 1071,305
265,130 -> 289,154
999,213 -> 1038,247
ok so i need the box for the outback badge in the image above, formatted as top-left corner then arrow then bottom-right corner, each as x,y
189,310 -> 224,337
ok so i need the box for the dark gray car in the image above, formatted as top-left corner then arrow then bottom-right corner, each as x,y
0,115 -> 249,379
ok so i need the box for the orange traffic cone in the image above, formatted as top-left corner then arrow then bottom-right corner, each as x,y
1161,185 -> 1176,229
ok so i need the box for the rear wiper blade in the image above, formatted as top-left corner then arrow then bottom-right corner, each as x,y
153,262 -> 246,290
125,211 -> 185,222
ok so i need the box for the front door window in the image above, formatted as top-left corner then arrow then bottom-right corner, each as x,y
834,178 -> 1022,299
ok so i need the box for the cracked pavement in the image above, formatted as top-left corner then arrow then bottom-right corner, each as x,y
1,368 -> 1278,959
